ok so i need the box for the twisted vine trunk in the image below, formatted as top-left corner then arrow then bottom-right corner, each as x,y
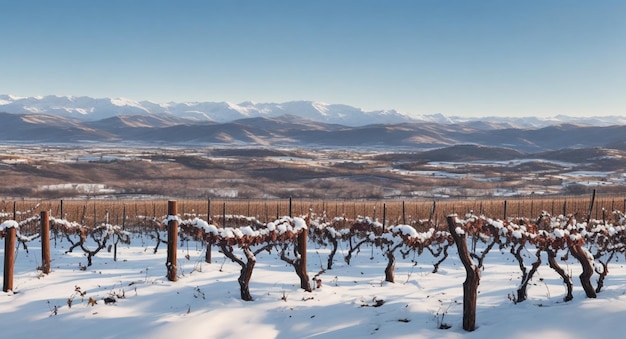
298,230 -> 311,291
385,251 -> 396,283
515,247 -> 542,303
238,247 -> 256,301
547,249 -> 574,302
447,216 -> 479,332
430,244 -> 450,274
569,244 -> 597,298
327,236 -> 338,270
595,251 -> 614,293
80,237 -> 109,267
205,243 -> 212,263
220,244 -> 256,301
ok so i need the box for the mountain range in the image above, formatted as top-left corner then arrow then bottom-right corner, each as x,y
1,94 -> 626,152
2,94 -> 625,128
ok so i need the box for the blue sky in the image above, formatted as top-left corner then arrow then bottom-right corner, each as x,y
1,1 -> 624,118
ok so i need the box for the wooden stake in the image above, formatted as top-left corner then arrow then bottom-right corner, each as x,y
40,211 -> 51,274
382,203 -> 386,228
503,200 -> 507,220
298,228 -> 308,290
166,201 -> 178,282
3,225 -> 16,292
587,189 -> 596,223
206,199 -> 212,264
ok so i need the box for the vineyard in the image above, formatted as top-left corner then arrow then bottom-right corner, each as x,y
3,194 -> 625,227
2,194 -> 626,338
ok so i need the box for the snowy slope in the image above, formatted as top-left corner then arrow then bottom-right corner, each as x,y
2,217 -> 626,339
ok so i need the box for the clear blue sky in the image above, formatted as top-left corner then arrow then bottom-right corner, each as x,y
1,0 -> 624,118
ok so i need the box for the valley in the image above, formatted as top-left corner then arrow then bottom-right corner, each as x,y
1,144 -> 624,200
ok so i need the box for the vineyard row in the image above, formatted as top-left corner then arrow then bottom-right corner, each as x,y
2,193 -> 626,331
2,192 -> 626,228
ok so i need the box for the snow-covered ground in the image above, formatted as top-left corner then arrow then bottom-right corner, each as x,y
2,228 -> 626,339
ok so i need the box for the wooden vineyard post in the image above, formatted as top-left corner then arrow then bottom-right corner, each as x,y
299,228 -> 307,276
207,198 -> 211,222
3,224 -> 16,292
402,200 -> 406,224
373,204 -> 377,221
40,211 -> 51,274
115,205 -> 126,262
447,215 -> 479,331
223,202 -> 227,227
206,198 -> 212,264
382,203 -> 386,228
586,189 -> 596,223
166,200 -> 178,282
429,200 -> 436,223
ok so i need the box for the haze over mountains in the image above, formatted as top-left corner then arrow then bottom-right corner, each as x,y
1,94 -> 626,152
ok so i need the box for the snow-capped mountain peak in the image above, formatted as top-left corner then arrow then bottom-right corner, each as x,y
0,94 -> 421,126
1,94 -> 625,127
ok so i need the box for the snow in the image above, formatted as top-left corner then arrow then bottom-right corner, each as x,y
7,93 -> 626,127
0,220 -> 19,230
293,217 -> 307,231
186,218 -> 210,231
391,224 -> 419,238
110,97 -> 148,111
3,218 -> 626,339
240,226 -> 257,237
553,228 -> 566,238
163,215 -> 182,224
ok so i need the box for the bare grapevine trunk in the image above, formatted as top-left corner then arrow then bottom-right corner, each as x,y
547,249 -> 573,302
205,243 -> 212,263
385,251 -> 395,283
297,230 -> 312,292
327,236 -> 338,270
280,241 -> 312,292
238,247 -> 256,301
447,216 -> 479,332
515,247 -> 542,303
595,252 -> 614,293
569,244 -> 597,298
430,244 -> 450,274
220,244 -> 256,301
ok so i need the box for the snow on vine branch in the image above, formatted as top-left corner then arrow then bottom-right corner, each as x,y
177,216 -> 309,301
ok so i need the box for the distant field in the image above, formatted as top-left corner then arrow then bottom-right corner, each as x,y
2,145 -> 626,201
